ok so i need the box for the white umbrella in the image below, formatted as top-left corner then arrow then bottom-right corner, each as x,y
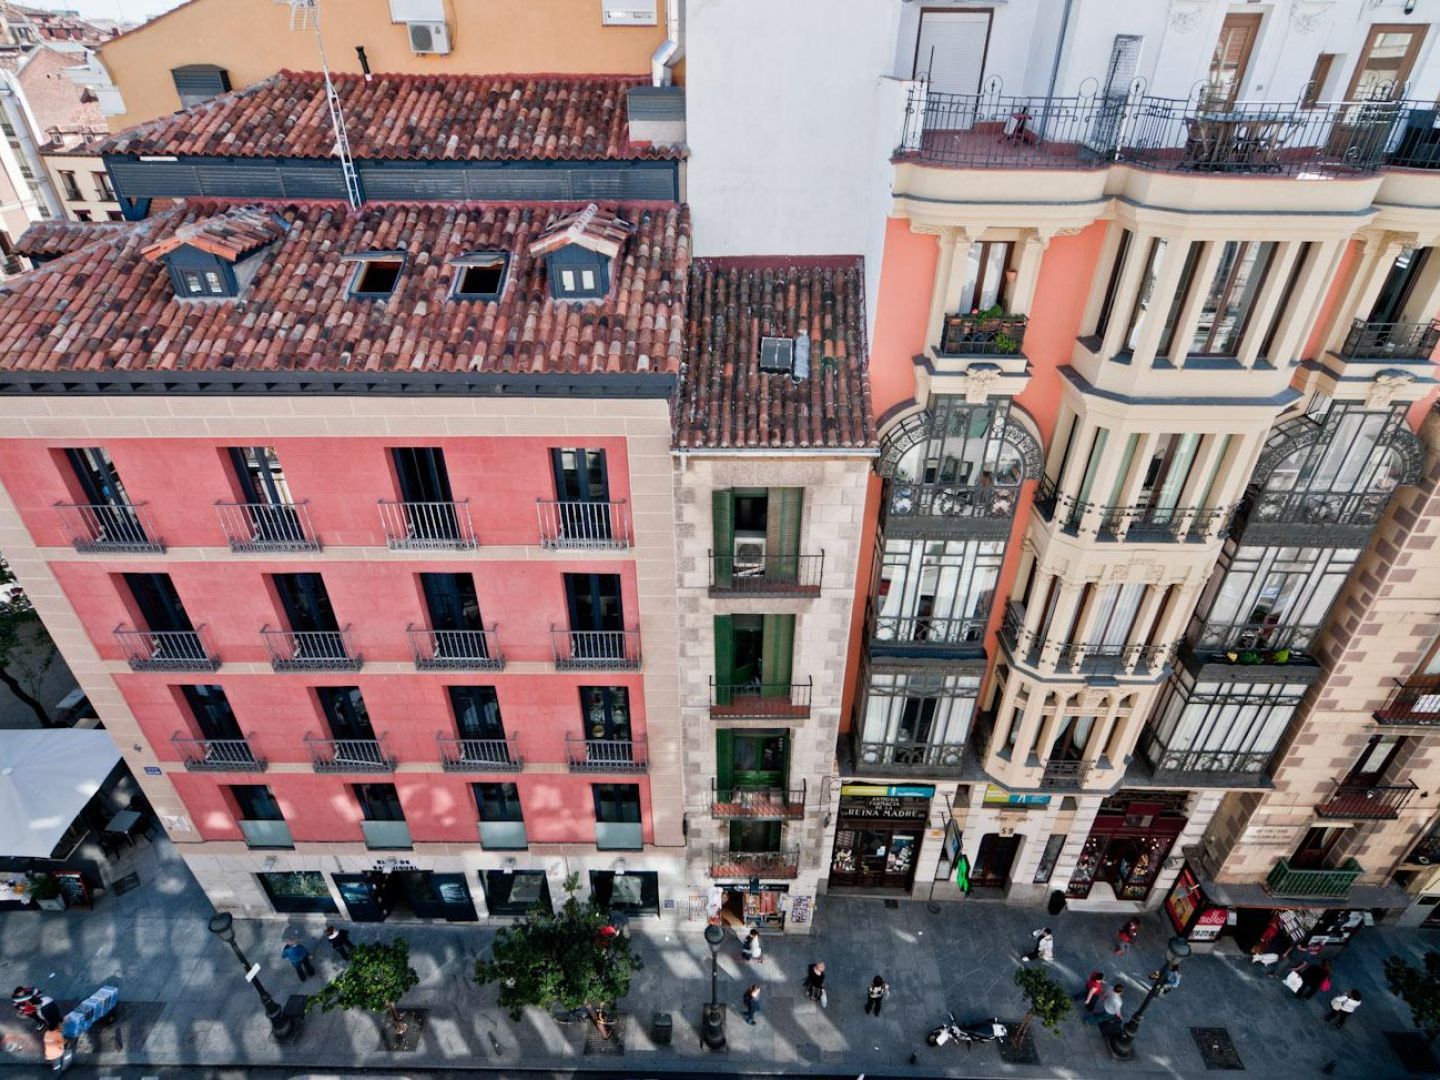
0,729 -> 121,858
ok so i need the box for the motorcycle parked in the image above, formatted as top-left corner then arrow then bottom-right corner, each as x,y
927,1012 -> 1008,1047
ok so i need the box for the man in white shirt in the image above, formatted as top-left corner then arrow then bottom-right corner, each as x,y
1324,989 -> 1362,1028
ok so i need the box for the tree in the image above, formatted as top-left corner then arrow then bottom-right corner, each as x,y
1012,966 -> 1072,1048
0,564 -> 53,726
1385,951 -> 1440,1041
474,874 -> 640,1037
307,938 -> 420,1038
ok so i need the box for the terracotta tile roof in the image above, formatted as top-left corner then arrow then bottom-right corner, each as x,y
13,219 -> 130,259
529,204 -> 633,259
140,206 -> 288,262
0,200 -> 690,376
98,71 -> 683,162
674,257 -> 876,451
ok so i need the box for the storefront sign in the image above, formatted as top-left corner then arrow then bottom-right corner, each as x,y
838,794 -> 932,819
982,784 -> 1051,808
1190,907 -> 1228,942
372,858 -> 418,873
841,784 -> 935,798
1242,825 -> 1297,846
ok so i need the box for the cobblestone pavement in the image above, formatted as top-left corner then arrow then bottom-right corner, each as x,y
0,836 -> 1434,1077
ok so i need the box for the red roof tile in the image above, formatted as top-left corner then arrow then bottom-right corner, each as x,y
14,219 -> 130,259
98,71 -> 683,162
140,206 -> 288,262
0,200 -> 689,377
529,204 -> 633,259
674,258 -> 876,451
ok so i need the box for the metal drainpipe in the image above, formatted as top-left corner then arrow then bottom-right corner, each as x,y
650,0 -> 682,87
1041,0 -> 1076,129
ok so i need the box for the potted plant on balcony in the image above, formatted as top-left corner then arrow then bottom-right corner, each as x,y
26,873 -> 65,912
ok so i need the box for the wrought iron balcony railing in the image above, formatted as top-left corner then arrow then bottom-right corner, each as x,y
886,482 -> 1019,523
1137,728 -> 1275,782
1340,317 -> 1440,360
711,778 -> 807,819
1244,489 -> 1393,531
1315,777 -> 1418,820
1094,504 -> 1231,543
709,678 -> 812,720
1406,829 -> 1440,866
939,312 -> 1027,356
1374,677 -> 1440,726
1039,758 -> 1092,788
1189,621 -> 1322,665
171,733 -> 265,772
870,615 -> 988,654
709,845 -> 801,880
550,627 -> 641,670
261,625 -> 362,672
853,736 -> 967,774
114,626 -> 218,672
536,499 -> 632,550
55,501 -> 163,553
1001,603 -> 1170,677
565,735 -> 648,774
407,625 -> 504,671
304,733 -> 395,773
709,551 -> 824,595
214,501 -> 320,552
436,734 -> 523,773
377,498 -> 477,550
1266,857 -> 1362,899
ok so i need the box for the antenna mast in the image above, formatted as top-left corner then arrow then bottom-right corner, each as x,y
274,0 -> 362,209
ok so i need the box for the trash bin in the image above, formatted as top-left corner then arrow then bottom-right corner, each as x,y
652,1011 -> 673,1046
1048,889 -> 1067,916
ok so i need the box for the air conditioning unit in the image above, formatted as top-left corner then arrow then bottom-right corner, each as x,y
733,535 -> 766,576
407,20 -> 451,54
602,0 -> 657,26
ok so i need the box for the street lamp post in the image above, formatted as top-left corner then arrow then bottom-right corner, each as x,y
1107,935 -> 1191,1061
207,912 -> 298,1043
701,922 -> 726,1051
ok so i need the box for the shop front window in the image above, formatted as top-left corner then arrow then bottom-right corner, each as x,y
589,870 -> 659,917
1066,792 -> 1188,900
481,870 -> 551,916
257,870 -> 337,914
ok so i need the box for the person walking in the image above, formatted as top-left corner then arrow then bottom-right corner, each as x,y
1114,918 -> 1140,956
1087,983 -> 1125,1028
1324,989 -> 1362,1028
742,983 -> 762,1025
282,939 -> 315,981
1080,970 -> 1105,1012
740,929 -> 763,964
1022,927 -> 1054,963
864,975 -> 890,1016
1295,959 -> 1332,1001
324,925 -> 354,961
1156,962 -> 1182,995
803,961 -> 826,1003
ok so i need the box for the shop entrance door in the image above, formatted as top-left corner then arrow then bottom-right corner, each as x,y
828,824 -> 922,889
386,871 -> 479,921
972,833 -> 1020,889
334,873 -> 390,922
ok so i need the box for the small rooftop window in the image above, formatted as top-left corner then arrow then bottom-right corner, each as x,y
759,337 -> 794,374
181,268 -> 228,297
451,253 -> 508,300
352,257 -> 404,297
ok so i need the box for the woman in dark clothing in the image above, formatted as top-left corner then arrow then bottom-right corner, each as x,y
803,961 -> 826,1001
1296,958 -> 1333,1000
865,975 -> 890,1016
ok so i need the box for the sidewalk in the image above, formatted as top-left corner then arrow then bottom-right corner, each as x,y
0,837 -> 1433,1077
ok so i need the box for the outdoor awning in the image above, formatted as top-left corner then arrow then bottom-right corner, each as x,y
0,729 -> 121,858
1198,876 -> 1413,911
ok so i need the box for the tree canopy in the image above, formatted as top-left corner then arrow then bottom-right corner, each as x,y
1013,965 -> 1072,1045
1385,951 -> 1440,1039
307,938 -> 419,1028
0,563 -> 52,726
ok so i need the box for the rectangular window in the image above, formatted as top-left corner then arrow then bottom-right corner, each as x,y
353,783 -> 405,821
872,538 -> 1004,644
580,686 -> 632,741
352,257 -> 403,297
316,686 -> 375,741
257,871 -> 336,913
1190,241 -> 1277,356
1258,243 -> 1310,360
180,684 -> 242,741
1208,12 -> 1263,105
1347,24 -> 1427,101
481,870 -> 550,915
449,685 -> 505,741
1303,53 -> 1336,107
92,171 -> 115,200
589,869 -> 659,916
123,572 -> 194,634
959,240 -> 1014,313
1124,238 -> 1168,351
228,446 -> 292,505
1094,229 -> 1132,339
73,210 -> 92,222
59,171 -> 81,201
271,572 -> 340,634
593,783 -> 642,850
452,254 -> 508,299
1157,242 -> 1202,357
1032,834 -> 1066,884
230,784 -> 284,821
473,782 -> 524,822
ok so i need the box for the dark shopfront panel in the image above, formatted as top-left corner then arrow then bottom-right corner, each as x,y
590,870 -> 659,917
1165,864 -> 1369,953
828,784 -> 934,890
1067,791 -> 1188,901
257,870 -> 338,915
481,869 -> 552,917
333,869 -> 477,922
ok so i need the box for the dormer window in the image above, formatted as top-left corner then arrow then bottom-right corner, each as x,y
451,253 -> 508,301
526,204 -> 631,303
141,207 -> 288,301
549,250 -> 609,300
351,257 -> 404,298
182,268 -> 227,297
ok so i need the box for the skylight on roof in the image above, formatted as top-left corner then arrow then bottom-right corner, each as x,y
759,337 -> 794,374
352,258 -> 403,297
452,253 -> 508,300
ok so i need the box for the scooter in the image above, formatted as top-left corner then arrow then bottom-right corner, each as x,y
926,1012 -> 1008,1047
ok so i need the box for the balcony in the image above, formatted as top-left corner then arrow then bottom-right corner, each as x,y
407,625 -> 504,671
939,311 -> 1027,356
550,627 -> 641,671
1265,857 -> 1362,900
565,735 -> 648,774
377,498 -> 476,550
1001,604 -> 1170,679
1136,728 -> 1274,785
303,733 -> 395,773
171,733 -> 265,772
55,502 -> 163,553
709,679 -> 812,720
870,615 -> 987,660
1374,678 -> 1440,726
595,821 -> 643,850
536,499 -> 632,550
709,845 -> 801,880
214,501 -> 320,552
261,626 -> 362,672
436,734 -> 523,773
853,736 -> 967,776
1242,489 -> 1393,536
711,779 -> 807,819
1404,830 -> 1440,866
1339,318 -> 1440,360
1040,758 -> 1092,788
238,820 -> 293,849
1186,621 -> 1322,669
1315,777 -> 1418,820
114,626 -> 218,672
1094,504 -> 1231,543
361,820 -> 412,850
709,552 -> 824,596
885,482 -> 1018,538
895,86 -> 1401,178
